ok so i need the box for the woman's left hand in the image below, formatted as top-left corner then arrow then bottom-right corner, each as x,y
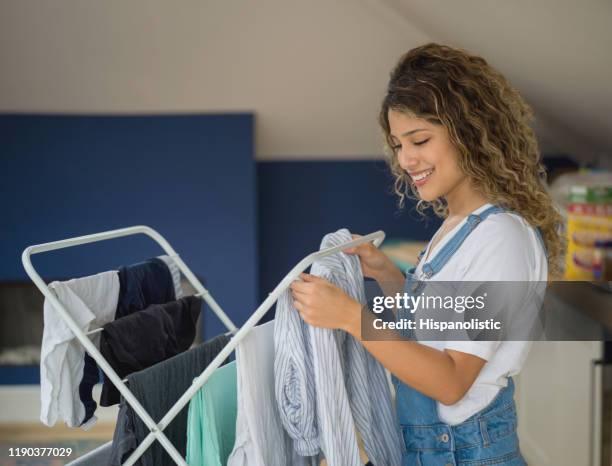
290,272 -> 361,335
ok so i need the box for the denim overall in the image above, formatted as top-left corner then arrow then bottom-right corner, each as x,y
393,205 -> 529,466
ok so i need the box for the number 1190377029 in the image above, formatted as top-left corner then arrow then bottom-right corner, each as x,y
8,447 -> 73,457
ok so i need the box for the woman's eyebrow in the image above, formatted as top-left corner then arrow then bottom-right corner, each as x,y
401,128 -> 428,137
390,128 -> 429,139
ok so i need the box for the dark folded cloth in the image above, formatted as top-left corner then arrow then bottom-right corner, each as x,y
99,296 -> 202,406
116,257 -> 176,319
79,257 -> 176,426
110,334 -> 231,466
78,353 -> 100,425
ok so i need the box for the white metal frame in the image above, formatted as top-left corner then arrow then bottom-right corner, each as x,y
22,225 -> 385,466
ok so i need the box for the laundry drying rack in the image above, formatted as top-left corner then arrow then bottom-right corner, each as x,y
22,225 -> 385,466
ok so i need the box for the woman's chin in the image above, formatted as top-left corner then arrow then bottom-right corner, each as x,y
416,186 -> 440,203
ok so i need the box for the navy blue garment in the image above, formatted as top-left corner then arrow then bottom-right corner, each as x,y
78,354 -> 100,425
99,296 -> 201,406
115,257 -> 176,319
79,258 -> 176,426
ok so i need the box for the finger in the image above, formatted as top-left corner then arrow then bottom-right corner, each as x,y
291,281 -> 318,295
295,306 -> 315,325
300,273 -> 325,283
290,280 -> 310,292
344,234 -> 362,254
290,288 -> 309,300
293,301 -> 313,321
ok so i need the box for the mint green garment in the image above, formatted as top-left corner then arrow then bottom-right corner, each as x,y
186,361 -> 237,466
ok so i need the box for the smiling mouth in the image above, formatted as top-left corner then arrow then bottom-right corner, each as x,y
410,168 -> 435,185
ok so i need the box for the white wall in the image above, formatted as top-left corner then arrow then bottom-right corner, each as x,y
0,0 -> 609,164
384,0 -> 612,167
0,0 -> 430,160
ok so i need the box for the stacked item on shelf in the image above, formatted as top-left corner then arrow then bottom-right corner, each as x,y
563,179 -> 612,281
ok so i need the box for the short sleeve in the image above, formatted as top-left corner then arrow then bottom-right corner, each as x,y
445,340 -> 500,361
442,214 -> 544,361
455,214 -> 542,282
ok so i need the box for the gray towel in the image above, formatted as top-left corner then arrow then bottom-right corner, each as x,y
110,333 -> 231,466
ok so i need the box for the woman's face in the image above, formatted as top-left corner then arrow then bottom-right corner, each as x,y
388,109 -> 468,202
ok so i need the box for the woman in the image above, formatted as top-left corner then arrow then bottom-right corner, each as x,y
290,43 -> 564,465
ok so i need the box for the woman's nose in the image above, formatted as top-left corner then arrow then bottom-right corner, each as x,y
397,147 -> 418,171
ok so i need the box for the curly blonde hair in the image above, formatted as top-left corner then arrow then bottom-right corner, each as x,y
379,43 -> 564,277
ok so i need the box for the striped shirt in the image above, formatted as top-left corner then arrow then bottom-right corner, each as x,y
274,229 -> 403,466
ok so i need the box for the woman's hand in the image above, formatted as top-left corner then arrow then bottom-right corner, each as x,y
343,234 -> 404,282
290,273 -> 361,336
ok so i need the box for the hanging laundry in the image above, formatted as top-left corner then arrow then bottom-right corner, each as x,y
115,256 -> 177,319
109,334 -> 231,466
40,271 -> 119,428
99,296 -> 202,406
228,321 -> 310,466
79,255 -> 180,426
158,254 -> 185,299
274,228 -> 403,466
186,361 -> 238,466
79,354 -> 100,427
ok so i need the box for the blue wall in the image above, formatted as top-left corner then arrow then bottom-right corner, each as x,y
1,114 -> 444,384
0,114 -> 258,341
257,160 -> 441,319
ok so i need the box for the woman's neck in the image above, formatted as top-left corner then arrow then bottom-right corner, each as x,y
444,177 -> 490,218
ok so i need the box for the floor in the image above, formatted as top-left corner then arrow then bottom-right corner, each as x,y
0,422 -> 369,465
0,423 -> 113,466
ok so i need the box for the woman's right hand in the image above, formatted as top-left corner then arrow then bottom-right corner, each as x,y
343,234 -> 404,282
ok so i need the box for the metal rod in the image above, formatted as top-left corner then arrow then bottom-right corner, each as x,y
128,230 -> 386,462
20,225 -> 228,466
22,250 -> 188,465
23,226 -> 384,466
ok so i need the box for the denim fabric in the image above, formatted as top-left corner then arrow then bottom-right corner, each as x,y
395,205 -> 527,465
393,373 -> 526,466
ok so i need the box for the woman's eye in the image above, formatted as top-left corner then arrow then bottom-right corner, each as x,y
414,138 -> 430,146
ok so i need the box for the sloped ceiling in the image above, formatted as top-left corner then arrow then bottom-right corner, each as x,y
0,1 -> 609,165
380,0 -> 612,167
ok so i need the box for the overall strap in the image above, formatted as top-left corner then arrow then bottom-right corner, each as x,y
420,205 -> 505,279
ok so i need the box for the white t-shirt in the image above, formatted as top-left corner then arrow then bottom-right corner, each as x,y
40,271 -> 119,428
413,203 -> 547,425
